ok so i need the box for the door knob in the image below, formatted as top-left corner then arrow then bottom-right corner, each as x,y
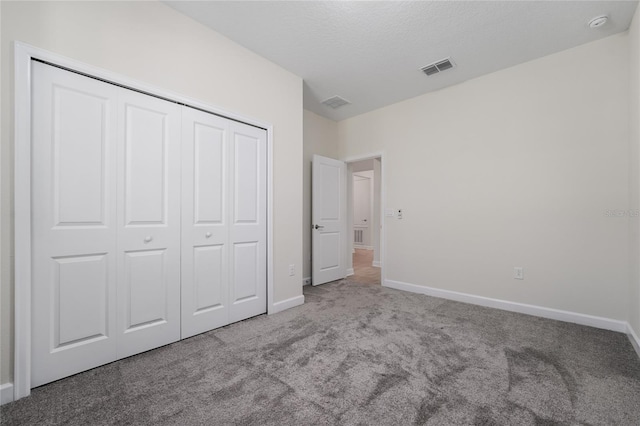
314,224 -> 324,230
205,232 -> 212,238
144,236 -> 153,243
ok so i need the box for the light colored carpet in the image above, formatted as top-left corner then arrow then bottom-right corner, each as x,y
2,280 -> 640,425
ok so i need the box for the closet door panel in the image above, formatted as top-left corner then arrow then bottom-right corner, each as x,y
124,105 -> 168,224
31,61 -> 118,387
124,249 -> 168,329
116,89 -> 181,358
233,242 -> 259,301
193,245 -> 225,310
54,254 -> 109,346
229,122 -> 267,323
194,123 -> 225,224
181,107 -> 230,338
234,135 -> 259,223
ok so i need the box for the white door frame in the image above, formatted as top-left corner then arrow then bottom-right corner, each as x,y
342,153 -> 385,283
13,42 -> 275,400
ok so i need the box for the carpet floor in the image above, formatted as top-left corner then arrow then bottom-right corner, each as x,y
2,280 -> 640,425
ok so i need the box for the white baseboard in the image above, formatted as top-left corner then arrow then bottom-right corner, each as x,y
346,268 -> 354,277
302,277 -> 311,286
628,323 -> 640,359
372,261 -> 381,268
269,295 -> 305,315
1,383 -> 14,405
384,279 -> 628,333
354,245 -> 373,250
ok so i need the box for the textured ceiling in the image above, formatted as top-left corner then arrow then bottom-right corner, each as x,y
165,1 -> 639,121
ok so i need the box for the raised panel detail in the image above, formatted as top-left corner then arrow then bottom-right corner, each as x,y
320,164 -> 340,221
53,254 -> 108,349
194,123 -> 224,224
124,250 -> 167,330
53,86 -> 108,227
234,134 -> 259,223
319,233 -> 340,271
125,105 -> 167,226
193,245 -> 224,313
233,242 -> 258,302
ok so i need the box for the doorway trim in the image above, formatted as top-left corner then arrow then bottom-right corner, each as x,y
13,42 -> 275,400
342,152 -> 385,285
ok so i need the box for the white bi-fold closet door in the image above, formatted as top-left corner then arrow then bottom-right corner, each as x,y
31,61 -> 267,387
181,107 -> 267,338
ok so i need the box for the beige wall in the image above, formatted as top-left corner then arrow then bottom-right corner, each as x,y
0,0 -> 6,387
0,1 -> 303,385
629,8 -> 640,336
338,34 -> 630,320
303,110 -> 339,281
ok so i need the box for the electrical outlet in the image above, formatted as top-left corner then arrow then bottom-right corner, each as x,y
514,267 -> 524,280
397,209 -> 403,219
289,264 -> 295,276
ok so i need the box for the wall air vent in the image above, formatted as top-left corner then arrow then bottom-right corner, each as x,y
322,96 -> 351,109
421,57 -> 455,76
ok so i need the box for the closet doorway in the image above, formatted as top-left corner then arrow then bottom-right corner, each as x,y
14,44 -> 273,398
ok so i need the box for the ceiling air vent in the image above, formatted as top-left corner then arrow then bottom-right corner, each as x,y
421,57 -> 455,76
322,96 -> 351,109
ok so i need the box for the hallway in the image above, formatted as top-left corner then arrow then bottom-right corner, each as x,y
352,248 -> 380,285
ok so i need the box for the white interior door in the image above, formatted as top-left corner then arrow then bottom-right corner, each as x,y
228,122 -> 267,322
353,174 -> 371,247
181,107 -> 230,338
312,155 -> 347,285
116,88 -> 181,358
31,62 -> 119,387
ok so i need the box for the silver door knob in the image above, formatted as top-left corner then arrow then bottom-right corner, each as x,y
205,232 -> 212,238
144,236 -> 153,243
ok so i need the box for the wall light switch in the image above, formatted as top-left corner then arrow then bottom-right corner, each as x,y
289,264 -> 295,276
385,208 -> 394,217
514,267 -> 524,280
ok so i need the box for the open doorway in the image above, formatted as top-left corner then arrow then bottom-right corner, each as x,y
348,158 -> 382,285
310,153 -> 384,287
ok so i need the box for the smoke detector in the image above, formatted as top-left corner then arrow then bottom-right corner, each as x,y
420,58 -> 456,76
322,96 -> 351,109
588,15 -> 608,29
